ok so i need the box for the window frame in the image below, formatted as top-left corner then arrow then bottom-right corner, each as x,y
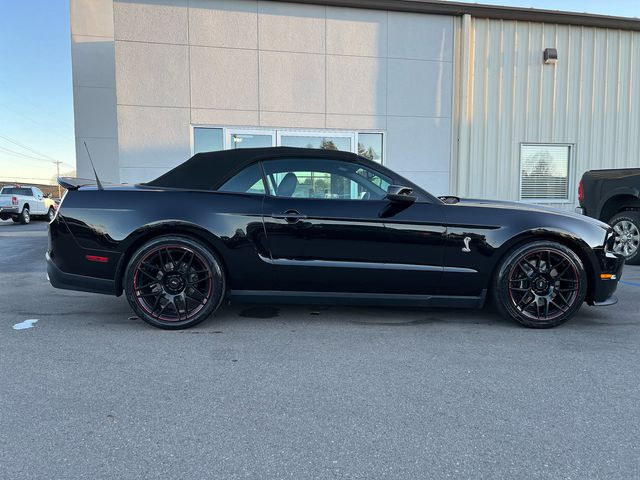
191,125 -> 386,164
518,142 -> 574,204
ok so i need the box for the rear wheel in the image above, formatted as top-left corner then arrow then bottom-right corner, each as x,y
19,207 -> 30,225
124,235 -> 225,329
609,211 -> 640,265
492,241 -> 587,328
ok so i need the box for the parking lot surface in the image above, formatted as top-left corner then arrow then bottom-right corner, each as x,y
1,219 -> 639,479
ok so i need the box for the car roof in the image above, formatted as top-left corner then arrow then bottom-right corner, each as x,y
145,146 -> 369,191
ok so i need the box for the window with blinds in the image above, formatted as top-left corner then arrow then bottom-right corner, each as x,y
520,144 -> 572,201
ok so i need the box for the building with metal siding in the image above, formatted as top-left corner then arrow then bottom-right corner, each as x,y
70,0 -> 640,208
455,15 -> 640,208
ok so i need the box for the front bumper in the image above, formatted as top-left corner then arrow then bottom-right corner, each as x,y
46,252 -> 117,296
589,250 -> 625,306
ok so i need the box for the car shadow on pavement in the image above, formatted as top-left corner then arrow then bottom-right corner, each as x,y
225,303 -> 519,329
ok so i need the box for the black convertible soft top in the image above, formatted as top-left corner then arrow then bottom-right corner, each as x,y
145,147 -> 365,191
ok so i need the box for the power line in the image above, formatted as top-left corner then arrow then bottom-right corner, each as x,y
0,134 -> 62,163
0,80 -> 73,131
0,176 -> 57,183
0,151 -> 74,170
0,145 -> 56,163
0,136 -> 75,169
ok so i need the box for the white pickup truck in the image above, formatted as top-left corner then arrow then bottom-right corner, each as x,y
0,186 -> 57,224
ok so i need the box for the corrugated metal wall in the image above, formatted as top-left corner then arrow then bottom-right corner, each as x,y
455,15 -> 640,208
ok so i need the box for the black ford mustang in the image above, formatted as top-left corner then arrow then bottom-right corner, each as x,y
47,147 -> 624,329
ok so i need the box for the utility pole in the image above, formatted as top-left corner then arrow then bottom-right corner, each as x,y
54,160 -> 62,198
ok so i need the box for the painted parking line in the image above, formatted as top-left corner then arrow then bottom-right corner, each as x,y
620,280 -> 640,287
13,319 -> 38,330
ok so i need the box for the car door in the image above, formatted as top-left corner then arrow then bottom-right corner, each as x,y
261,157 -> 447,295
32,188 -> 45,214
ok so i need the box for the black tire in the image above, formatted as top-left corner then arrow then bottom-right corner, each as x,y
124,235 -> 225,329
609,211 -> 640,265
19,207 -> 30,225
492,241 -> 587,328
46,207 -> 55,222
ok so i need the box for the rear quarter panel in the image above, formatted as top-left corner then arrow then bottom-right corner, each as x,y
55,188 -> 272,292
581,169 -> 640,219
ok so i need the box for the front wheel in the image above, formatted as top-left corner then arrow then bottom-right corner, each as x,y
609,211 -> 640,265
124,235 -> 225,329
492,241 -> 587,328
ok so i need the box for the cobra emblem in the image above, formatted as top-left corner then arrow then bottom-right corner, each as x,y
462,236 -> 471,253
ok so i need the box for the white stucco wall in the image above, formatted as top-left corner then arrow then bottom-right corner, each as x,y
71,0 -> 121,182
71,0 -> 455,194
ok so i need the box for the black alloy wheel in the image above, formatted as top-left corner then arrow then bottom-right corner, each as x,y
492,241 -> 587,328
125,235 -> 225,329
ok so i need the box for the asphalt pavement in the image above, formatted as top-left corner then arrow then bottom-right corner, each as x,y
1,219 -> 639,479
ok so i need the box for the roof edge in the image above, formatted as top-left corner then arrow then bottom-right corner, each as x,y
279,0 -> 640,31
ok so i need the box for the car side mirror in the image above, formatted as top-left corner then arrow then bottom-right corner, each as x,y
44,193 -> 50,198
385,185 -> 417,204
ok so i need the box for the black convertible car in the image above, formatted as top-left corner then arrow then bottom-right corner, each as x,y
47,147 -> 624,329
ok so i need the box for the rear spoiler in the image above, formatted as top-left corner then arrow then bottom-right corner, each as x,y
57,177 -> 112,190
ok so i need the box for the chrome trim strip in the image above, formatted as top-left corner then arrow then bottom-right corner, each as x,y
259,255 -> 477,273
444,266 -> 478,273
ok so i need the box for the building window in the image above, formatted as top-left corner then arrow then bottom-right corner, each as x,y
278,131 -> 353,152
357,133 -> 383,163
193,127 -> 223,153
520,144 -> 572,202
229,130 -> 275,149
192,127 -> 384,164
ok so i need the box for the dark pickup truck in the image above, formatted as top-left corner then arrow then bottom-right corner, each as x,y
577,168 -> 640,264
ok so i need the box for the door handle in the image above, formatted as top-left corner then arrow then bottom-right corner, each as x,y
271,210 -> 307,223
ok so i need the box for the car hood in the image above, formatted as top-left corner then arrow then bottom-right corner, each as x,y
453,197 -> 611,229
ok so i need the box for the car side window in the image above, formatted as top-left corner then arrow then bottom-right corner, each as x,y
262,158 -> 393,200
217,163 -> 266,195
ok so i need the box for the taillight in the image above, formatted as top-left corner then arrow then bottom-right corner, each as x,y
578,181 -> 584,203
11,196 -> 18,205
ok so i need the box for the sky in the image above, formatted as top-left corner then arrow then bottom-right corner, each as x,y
0,0 -> 639,185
